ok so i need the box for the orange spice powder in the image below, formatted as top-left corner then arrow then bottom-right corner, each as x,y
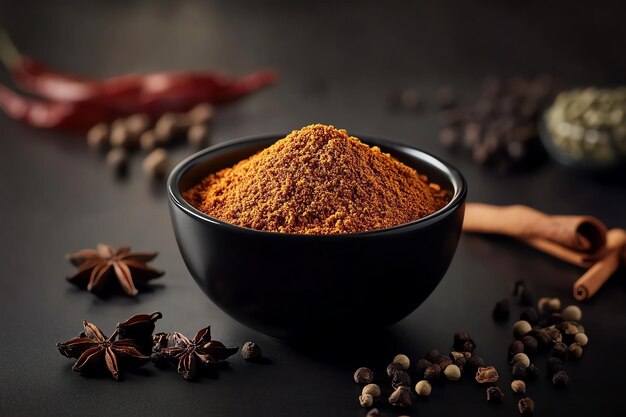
184,124 -> 450,234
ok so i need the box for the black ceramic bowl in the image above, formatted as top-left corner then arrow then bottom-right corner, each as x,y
168,134 -> 466,341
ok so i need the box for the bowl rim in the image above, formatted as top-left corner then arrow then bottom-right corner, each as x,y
167,133 -> 467,238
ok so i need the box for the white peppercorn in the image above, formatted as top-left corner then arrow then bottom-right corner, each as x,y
444,364 -> 461,381
511,380 -> 526,394
562,305 -> 582,322
393,354 -> 410,370
538,297 -> 561,314
513,320 -> 532,338
359,393 -> 374,408
574,332 -> 588,346
363,384 -> 381,398
568,342 -> 583,359
87,123 -> 110,152
415,380 -> 432,397
142,148 -> 169,178
511,353 -> 530,368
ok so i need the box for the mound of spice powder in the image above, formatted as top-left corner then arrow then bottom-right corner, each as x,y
184,124 -> 450,234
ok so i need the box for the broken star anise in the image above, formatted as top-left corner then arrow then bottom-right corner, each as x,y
57,320 -> 150,380
66,243 -> 164,296
153,326 -> 238,381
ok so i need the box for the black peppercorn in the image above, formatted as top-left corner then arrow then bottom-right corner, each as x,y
519,289 -> 534,307
520,335 -> 538,355
366,408 -> 383,417
436,355 -> 453,371
552,370 -> 569,387
568,343 -> 583,359
508,340 -> 525,359
392,371 -> 411,389
354,367 -> 374,384
529,329 -> 551,351
387,362 -> 404,377
546,357 -> 564,376
423,364 -> 441,382
548,313 -> 564,325
544,327 -> 563,344
416,358 -> 432,377
486,386 -> 504,403
518,397 -> 535,416
493,299 -> 510,321
551,342 -> 568,359
520,307 -> 539,324
453,331 -> 473,351
425,349 -> 441,362
462,340 -> 476,352
241,341 -> 262,361
388,386 -> 412,408
526,363 -> 539,380
468,355 -> 485,372
511,362 -> 527,379
450,351 -> 467,369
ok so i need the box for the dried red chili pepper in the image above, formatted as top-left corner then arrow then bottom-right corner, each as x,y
0,32 -> 277,131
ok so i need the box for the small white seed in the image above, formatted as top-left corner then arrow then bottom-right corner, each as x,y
415,380 -> 432,397
513,320 -> 532,338
511,353 -> 530,368
562,305 -> 582,322
359,393 -> 373,408
142,148 -> 169,178
362,384 -> 381,398
393,354 -> 410,370
444,364 -> 461,381
511,380 -> 526,394
574,332 -> 588,347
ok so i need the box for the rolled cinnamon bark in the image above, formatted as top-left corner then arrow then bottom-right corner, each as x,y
463,203 -> 608,256
573,229 -> 626,301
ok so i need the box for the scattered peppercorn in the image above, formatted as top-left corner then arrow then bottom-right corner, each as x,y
511,353 -> 530,368
106,147 -> 128,175
552,370 -> 570,387
511,362 -> 527,379
549,313 -> 564,325
415,380 -> 432,397
520,335 -> 538,355
366,408 -> 382,417
530,329 -> 551,350
493,299 -> 510,321
363,384 -> 381,398
562,305 -> 582,322
142,148 -> 169,178
387,362 -> 404,377
393,354 -> 411,370
450,351 -> 467,369
518,397 -> 535,416
538,297 -> 561,314
424,364 -> 441,382
475,366 -> 499,384
354,367 -> 374,384
486,386 -> 504,403
511,380 -> 526,394
520,307 -> 539,324
416,358 -> 432,376
389,386 -> 412,408
241,341 -> 262,362
359,393 -> 374,408
526,364 -> 539,380
444,364 -> 461,381
544,327 -> 563,344
392,371 -> 411,389
551,342 -> 568,359
437,356 -> 453,371
568,343 -> 583,359
468,355 -> 485,372
425,349 -> 441,362
574,333 -> 588,347
513,320 -> 532,338
453,331 -> 475,351
509,340 -> 525,359
546,357 -> 564,376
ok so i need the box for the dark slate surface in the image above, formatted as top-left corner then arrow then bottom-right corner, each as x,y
1,1 -> 625,416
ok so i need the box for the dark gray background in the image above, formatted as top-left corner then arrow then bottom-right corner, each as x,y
1,1 -> 625,416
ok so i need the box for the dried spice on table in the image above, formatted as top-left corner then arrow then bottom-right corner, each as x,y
151,326 -> 238,381
57,320 -> 150,380
66,243 -> 163,297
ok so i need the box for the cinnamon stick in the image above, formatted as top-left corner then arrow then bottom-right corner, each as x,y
573,229 -> 626,301
463,203 -> 608,258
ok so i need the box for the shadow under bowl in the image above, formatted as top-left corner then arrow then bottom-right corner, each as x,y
168,134 -> 467,341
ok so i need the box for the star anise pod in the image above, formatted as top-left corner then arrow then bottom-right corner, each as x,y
153,326 -> 238,381
116,312 -> 163,355
66,243 -> 164,296
57,320 -> 150,380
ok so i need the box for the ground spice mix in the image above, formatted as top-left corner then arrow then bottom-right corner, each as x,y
184,124 -> 449,234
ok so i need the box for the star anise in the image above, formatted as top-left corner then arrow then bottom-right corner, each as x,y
66,243 -> 164,296
57,320 -> 150,380
153,326 -> 238,381
116,312 -> 163,355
